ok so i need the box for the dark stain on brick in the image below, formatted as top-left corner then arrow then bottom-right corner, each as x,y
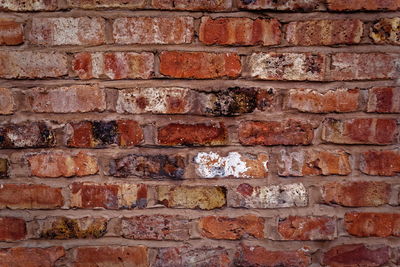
40,217 -> 107,239
92,121 -> 118,146
0,122 -> 55,148
0,158 -> 8,178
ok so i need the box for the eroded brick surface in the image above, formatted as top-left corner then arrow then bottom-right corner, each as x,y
151,0 -> 232,10
278,216 -> 336,240
367,87 -> 400,113
238,0 -> 324,11
360,150 -> 400,176
0,0 -> 58,11
0,19 -> 23,45
0,87 -> 14,114
0,217 -> 26,241
0,247 -> 65,267
67,0 -> 146,9
327,0 -> 400,11
345,212 -> 400,237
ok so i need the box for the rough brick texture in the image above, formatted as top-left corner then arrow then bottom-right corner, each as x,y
0,19 -> 23,45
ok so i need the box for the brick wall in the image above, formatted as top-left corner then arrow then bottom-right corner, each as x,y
0,0 -> 399,266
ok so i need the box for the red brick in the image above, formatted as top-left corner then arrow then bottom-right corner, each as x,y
367,87 -> 400,113
199,17 -> 281,46
199,215 -> 264,239
322,181 -> 390,207
239,120 -> 314,146
113,17 -> 194,44
235,244 -> 311,267
0,247 -> 65,267
117,120 -> 144,147
328,53 -> 398,81
360,150 -> 400,176
278,216 -> 336,240
157,123 -> 227,146
72,52 -> 154,80
0,184 -> 63,209
248,52 -> 326,81
0,122 -> 55,148
151,0 -> 232,10
0,19 -> 23,45
0,158 -> 8,178
287,88 -> 360,113
74,246 -> 148,267
27,151 -> 98,178
24,85 -> 106,113
287,19 -> 363,46
0,51 -> 68,79
159,51 -> 241,79
29,17 -> 105,46
0,0 -> 58,11
370,18 -> 400,45
322,118 -> 398,144
345,212 -> 400,237
0,217 -> 26,241
0,87 -> 14,114
67,0 -> 146,9
327,0 -> 400,11
322,244 -> 390,267
238,0 -> 324,10
121,215 -> 191,240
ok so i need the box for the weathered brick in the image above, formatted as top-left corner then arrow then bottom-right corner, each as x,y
121,215 -> 191,240
238,0 -> 324,11
278,216 -> 336,240
328,53 -> 398,80
239,120 -> 314,146
367,87 -> 400,113
327,0 -> 400,11
0,87 -> 14,114
66,120 -> 143,148
0,158 -> 8,178
322,181 -> 390,207
157,185 -> 226,210
0,122 -> 55,148
0,247 -> 65,267
0,184 -> 63,209
74,246 -> 148,267
229,183 -> 308,208
157,123 -> 227,146
235,244 -> 311,267
322,118 -> 398,144
0,51 -> 68,79
199,215 -> 264,239
72,52 -> 154,80
113,17 -> 194,44
29,17 -> 105,46
247,52 -> 326,81
194,151 -> 268,178
360,150 -> 400,176
277,149 -> 351,176
0,217 -> 26,241
152,0 -> 232,10
0,0 -> 58,11
159,51 -> 241,79
70,182 -> 147,209
67,0 -> 146,9
0,19 -> 23,45
371,18 -> 399,46
27,151 -> 98,178
116,87 -> 191,114
286,19 -> 363,46
38,217 -> 107,239
199,17 -> 281,46
322,244 -> 390,267
287,88 -> 360,113
24,85 -> 106,113
110,154 -> 185,179
345,212 -> 400,237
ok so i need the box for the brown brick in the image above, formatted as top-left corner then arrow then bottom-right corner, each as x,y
151,0 -> 232,10
0,87 -> 14,114
113,17 -> 194,44
370,18 -> 400,45
360,150 -> 400,176
277,149 -> 351,176
29,17 -> 105,46
328,53 -> 398,81
74,246 -> 148,267
24,85 -> 106,113
157,123 -> 227,146
0,122 -> 55,148
0,247 -> 65,267
0,51 -> 68,79
72,52 -> 154,80
367,87 -> 400,113
239,120 -> 314,146
286,19 -> 363,46
67,0 -> 146,9
0,19 -> 23,45
278,216 -> 336,240
121,215 -> 191,240
27,151 -> 98,178
287,88 -> 360,113
247,52 -> 326,81
238,0 -> 324,11
0,217 -> 26,241
0,184 -> 63,209
157,185 -> 226,210
322,181 -> 390,207
199,17 -> 281,46
322,244 -> 390,267
0,0 -> 58,11
0,158 -> 8,178
235,244 -> 311,267
159,51 -> 241,79
327,0 -> 400,11
322,118 -> 398,144
199,215 -> 264,239
345,212 -> 400,237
